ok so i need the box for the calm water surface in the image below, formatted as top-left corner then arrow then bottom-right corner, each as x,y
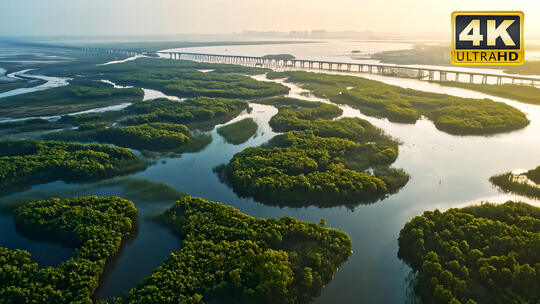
0,43 -> 539,303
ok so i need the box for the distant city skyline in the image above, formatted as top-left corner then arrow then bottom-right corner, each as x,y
1,0 -> 540,39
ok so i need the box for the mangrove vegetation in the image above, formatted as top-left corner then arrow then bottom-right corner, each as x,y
398,201 -> 540,304
0,140 -> 146,195
0,194 -> 352,304
0,196 -> 138,303
0,79 -> 143,118
44,97 -> 251,152
225,96 -> 409,207
127,195 -> 352,303
490,166 -> 540,199
267,71 -> 529,135
82,58 -> 289,99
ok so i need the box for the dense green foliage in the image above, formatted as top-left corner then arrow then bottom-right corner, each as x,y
44,123 -> 212,153
527,166 -> 540,184
490,166 -> 540,199
0,193 -> 350,303
0,80 -> 143,118
226,97 -> 408,207
95,123 -> 191,150
0,140 -> 145,195
58,111 -> 126,126
84,58 -> 289,99
217,118 -> 258,145
123,97 -> 249,126
437,82 -> 540,106
45,97 -> 251,150
0,118 -> 49,130
254,97 -> 344,133
0,118 -> 68,134
267,71 -> 529,135
0,196 -> 138,303
67,84 -> 142,99
398,201 -> 540,304
127,196 -> 352,303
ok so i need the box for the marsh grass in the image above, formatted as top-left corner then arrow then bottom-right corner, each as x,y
490,166 -> 540,199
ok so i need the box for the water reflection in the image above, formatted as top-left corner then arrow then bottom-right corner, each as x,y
0,214 -> 75,267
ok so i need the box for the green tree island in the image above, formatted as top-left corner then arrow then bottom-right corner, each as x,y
490,166 -> 540,199
0,195 -> 352,304
398,201 -> 540,304
225,97 -> 409,207
266,71 -> 529,135
0,140 -> 146,195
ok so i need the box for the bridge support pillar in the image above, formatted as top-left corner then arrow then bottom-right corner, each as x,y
440,72 -> 447,82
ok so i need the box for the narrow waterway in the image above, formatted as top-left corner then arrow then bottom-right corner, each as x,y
0,80 -> 182,123
0,69 -> 71,98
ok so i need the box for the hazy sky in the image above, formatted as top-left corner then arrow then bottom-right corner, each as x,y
1,0 -> 539,38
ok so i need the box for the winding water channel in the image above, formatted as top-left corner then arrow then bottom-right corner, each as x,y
0,79 -> 182,123
0,47 -> 539,302
0,69 -> 71,98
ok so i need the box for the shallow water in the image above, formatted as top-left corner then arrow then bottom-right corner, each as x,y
99,54 -> 147,66
96,202 -> 181,299
0,50 -> 539,303
0,69 -> 71,99
0,80 -> 182,123
101,79 -> 183,101
0,68 -> 8,81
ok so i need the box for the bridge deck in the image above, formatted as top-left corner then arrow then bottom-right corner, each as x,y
81,48 -> 540,83
160,51 -> 540,82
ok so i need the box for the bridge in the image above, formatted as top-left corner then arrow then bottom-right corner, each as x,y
159,51 -> 540,86
81,47 -> 144,57
80,48 -> 540,86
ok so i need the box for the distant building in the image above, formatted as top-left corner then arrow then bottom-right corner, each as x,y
310,30 -> 328,38
289,31 -> 309,38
